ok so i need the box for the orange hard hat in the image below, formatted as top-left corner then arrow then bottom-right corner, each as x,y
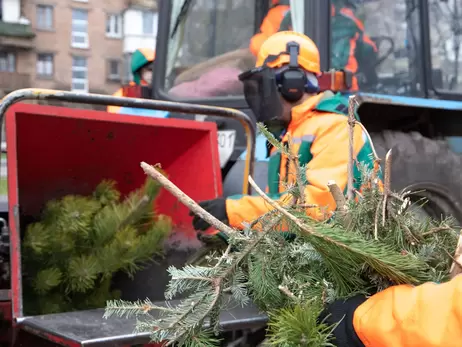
255,31 -> 321,75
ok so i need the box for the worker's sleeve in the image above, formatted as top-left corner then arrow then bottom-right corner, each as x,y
353,275 -> 462,347
107,88 -> 124,113
226,116 -> 366,229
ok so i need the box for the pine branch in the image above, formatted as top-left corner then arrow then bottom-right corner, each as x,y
257,123 -> 291,157
104,298 -> 174,319
248,176 -> 432,289
266,299 -> 336,347
24,176 -> 169,315
105,117 -> 460,347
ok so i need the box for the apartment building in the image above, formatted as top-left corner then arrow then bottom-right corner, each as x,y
0,0 -> 159,96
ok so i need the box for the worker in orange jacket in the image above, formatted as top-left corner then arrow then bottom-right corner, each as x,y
278,0 -> 379,91
249,0 -> 290,57
191,31 -> 377,231
320,274 -> 462,346
107,48 -> 155,113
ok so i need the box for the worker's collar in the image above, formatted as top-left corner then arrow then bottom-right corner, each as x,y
288,92 -> 328,129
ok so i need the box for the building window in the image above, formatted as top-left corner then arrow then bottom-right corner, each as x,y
0,52 -> 15,72
123,53 -> 132,83
36,53 -> 54,77
72,56 -> 88,92
107,59 -> 121,81
71,9 -> 89,49
142,12 -> 154,35
36,5 -> 53,30
106,13 -> 122,38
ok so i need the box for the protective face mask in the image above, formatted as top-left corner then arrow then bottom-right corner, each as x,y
142,70 -> 152,85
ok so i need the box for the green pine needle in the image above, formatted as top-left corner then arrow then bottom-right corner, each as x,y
23,176 -> 170,314
267,299 -> 336,347
93,179 -> 121,205
33,268 -> 63,294
96,121 -> 459,346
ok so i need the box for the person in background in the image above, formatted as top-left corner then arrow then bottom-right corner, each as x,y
249,0 -> 290,57
190,31 -> 377,232
279,0 -> 379,91
107,48 -> 155,114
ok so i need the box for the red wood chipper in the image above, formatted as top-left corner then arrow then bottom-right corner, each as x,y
0,89 -> 268,347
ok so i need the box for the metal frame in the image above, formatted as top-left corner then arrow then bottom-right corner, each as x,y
0,88 -> 256,322
305,0 -> 331,72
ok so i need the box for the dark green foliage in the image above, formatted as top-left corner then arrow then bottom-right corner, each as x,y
104,124 -> 459,346
23,178 -> 171,315
267,299 -> 336,347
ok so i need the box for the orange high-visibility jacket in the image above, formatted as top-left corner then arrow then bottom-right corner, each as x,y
354,275 -> 462,347
225,92 -> 378,229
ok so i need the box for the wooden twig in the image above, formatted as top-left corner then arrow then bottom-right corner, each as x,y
347,95 -> 356,201
248,176 -> 331,241
421,226 -> 453,237
354,189 -> 364,199
140,162 -> 236,236
355,121 -> 380,161
297,203 -> 319,209
327,180 -> 346,212
450,231 -> 462,278
328,180 -> 352,228
373,197 -> 382,240
382,149 -> 392,227
286,134 -> 305,205
278,285 -> 296,299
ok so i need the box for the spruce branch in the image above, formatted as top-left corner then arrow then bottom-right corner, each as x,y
248,176 -> 432,288
140,162 -> 236,236
257,123 -> 291,157
106,119 -> 460,347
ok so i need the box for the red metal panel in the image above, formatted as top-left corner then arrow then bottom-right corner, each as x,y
6,103 -> 223,321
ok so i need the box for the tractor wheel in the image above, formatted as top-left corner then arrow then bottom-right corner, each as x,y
370,131 -> 462,224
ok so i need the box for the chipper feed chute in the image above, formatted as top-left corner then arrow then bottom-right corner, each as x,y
0,89 -> 266,347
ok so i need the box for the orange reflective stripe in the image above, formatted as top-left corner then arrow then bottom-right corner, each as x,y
345,33 -> 359,74
339,7 -> 365,31
362,33 -> 378,52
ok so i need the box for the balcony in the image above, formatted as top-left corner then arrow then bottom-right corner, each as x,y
0,21 -> 35,49
0,71 -> 30,91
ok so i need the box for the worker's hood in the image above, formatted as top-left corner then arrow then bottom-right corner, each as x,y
131,48 -> 155,85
